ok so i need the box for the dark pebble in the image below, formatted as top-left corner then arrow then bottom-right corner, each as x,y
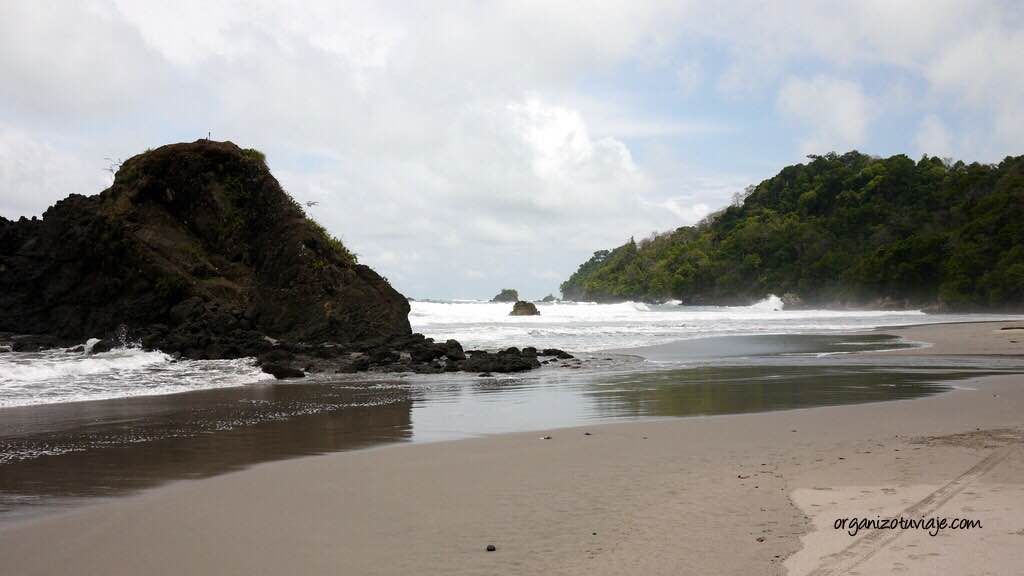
486,544 -> 496,552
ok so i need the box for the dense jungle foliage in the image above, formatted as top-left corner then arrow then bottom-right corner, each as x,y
561,152 -> 1024,310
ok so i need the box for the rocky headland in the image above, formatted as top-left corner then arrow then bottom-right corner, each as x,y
490,288 -> 519,302
0,140 -> 569,377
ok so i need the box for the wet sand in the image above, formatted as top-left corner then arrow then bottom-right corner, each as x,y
0,322 -> 1022,575
5,333 -> 996,521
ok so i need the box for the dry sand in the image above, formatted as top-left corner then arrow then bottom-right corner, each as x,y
1,321 -> 1022,575
879,319 -> 1024,356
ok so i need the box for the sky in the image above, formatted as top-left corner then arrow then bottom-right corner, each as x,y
2,1 -> 1023,299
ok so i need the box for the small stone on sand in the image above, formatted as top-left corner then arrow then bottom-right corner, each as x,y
486,544 -> 496,552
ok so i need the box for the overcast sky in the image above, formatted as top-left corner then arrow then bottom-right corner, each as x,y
2,1 -> 1023,299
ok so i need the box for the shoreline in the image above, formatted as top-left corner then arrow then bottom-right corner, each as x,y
0,321 -> 1022,574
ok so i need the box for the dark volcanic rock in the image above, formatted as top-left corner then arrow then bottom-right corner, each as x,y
461,350 -> 541,373
444,339 -> 466,361
10,335 -> 58,352
258,349 -> 295,365
0,140 -> 410,358
490,288 -> 519,303
0,140 -> 568,378
88,339 -> 114,354
509,301 -> 540,316
261,363 -> 305,379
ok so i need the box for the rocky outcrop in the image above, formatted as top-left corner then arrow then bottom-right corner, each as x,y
0,140 -> 577,378
249,338 -> 576,377
0,140 -> 411,358
490,289 -> 519,302
509,301 -> 540,316
540,294 -> 557,302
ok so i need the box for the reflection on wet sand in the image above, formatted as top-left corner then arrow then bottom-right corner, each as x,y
587,366 -> 986,418
0,382 -> 413,520
618,333 -> 917,361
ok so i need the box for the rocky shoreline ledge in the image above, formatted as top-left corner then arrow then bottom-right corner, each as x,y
0,140 -> 569,379
255,337 -> 575,379
2,330 -> 576,379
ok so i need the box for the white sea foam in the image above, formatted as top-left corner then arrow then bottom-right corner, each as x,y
0,346 -> 271,408
409,295 -> 1017,352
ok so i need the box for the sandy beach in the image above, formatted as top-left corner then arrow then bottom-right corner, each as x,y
1,321 -> 1022,576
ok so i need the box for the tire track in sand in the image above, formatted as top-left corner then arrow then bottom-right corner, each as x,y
805,444 -> 1015,576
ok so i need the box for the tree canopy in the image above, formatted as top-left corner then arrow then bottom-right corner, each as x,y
561,152 -> 1024,310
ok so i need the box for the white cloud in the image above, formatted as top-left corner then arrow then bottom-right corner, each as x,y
680,1 -> 1023,157
924,25 -> 1024,154
914,115 -> 953,158
0,126 -> 108,218
0,2 -> 170,122
3,1 -> 1023,298
658,199 -> 710,223
777,75 -> 870,155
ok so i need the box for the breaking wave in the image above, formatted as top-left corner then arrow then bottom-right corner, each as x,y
407,295 -> 953,352
0,345 -> 271,408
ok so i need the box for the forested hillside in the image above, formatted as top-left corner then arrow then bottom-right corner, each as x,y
561,152 -> 1024,310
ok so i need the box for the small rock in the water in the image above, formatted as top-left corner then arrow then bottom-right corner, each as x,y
486,544 -> 497,552
756,537 -> 765,543
478,372 -> 492,377
509,301 -> 540,316
583,432 -> 591,436
541,435 -> 552,440
89,339 -> 114,354
261,363 -> 305,379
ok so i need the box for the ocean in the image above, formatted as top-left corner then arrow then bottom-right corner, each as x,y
1,296 -> 1019,408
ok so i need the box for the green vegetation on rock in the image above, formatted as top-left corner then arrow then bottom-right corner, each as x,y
561,152 -> 1024,310
491,289 -> 520,302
